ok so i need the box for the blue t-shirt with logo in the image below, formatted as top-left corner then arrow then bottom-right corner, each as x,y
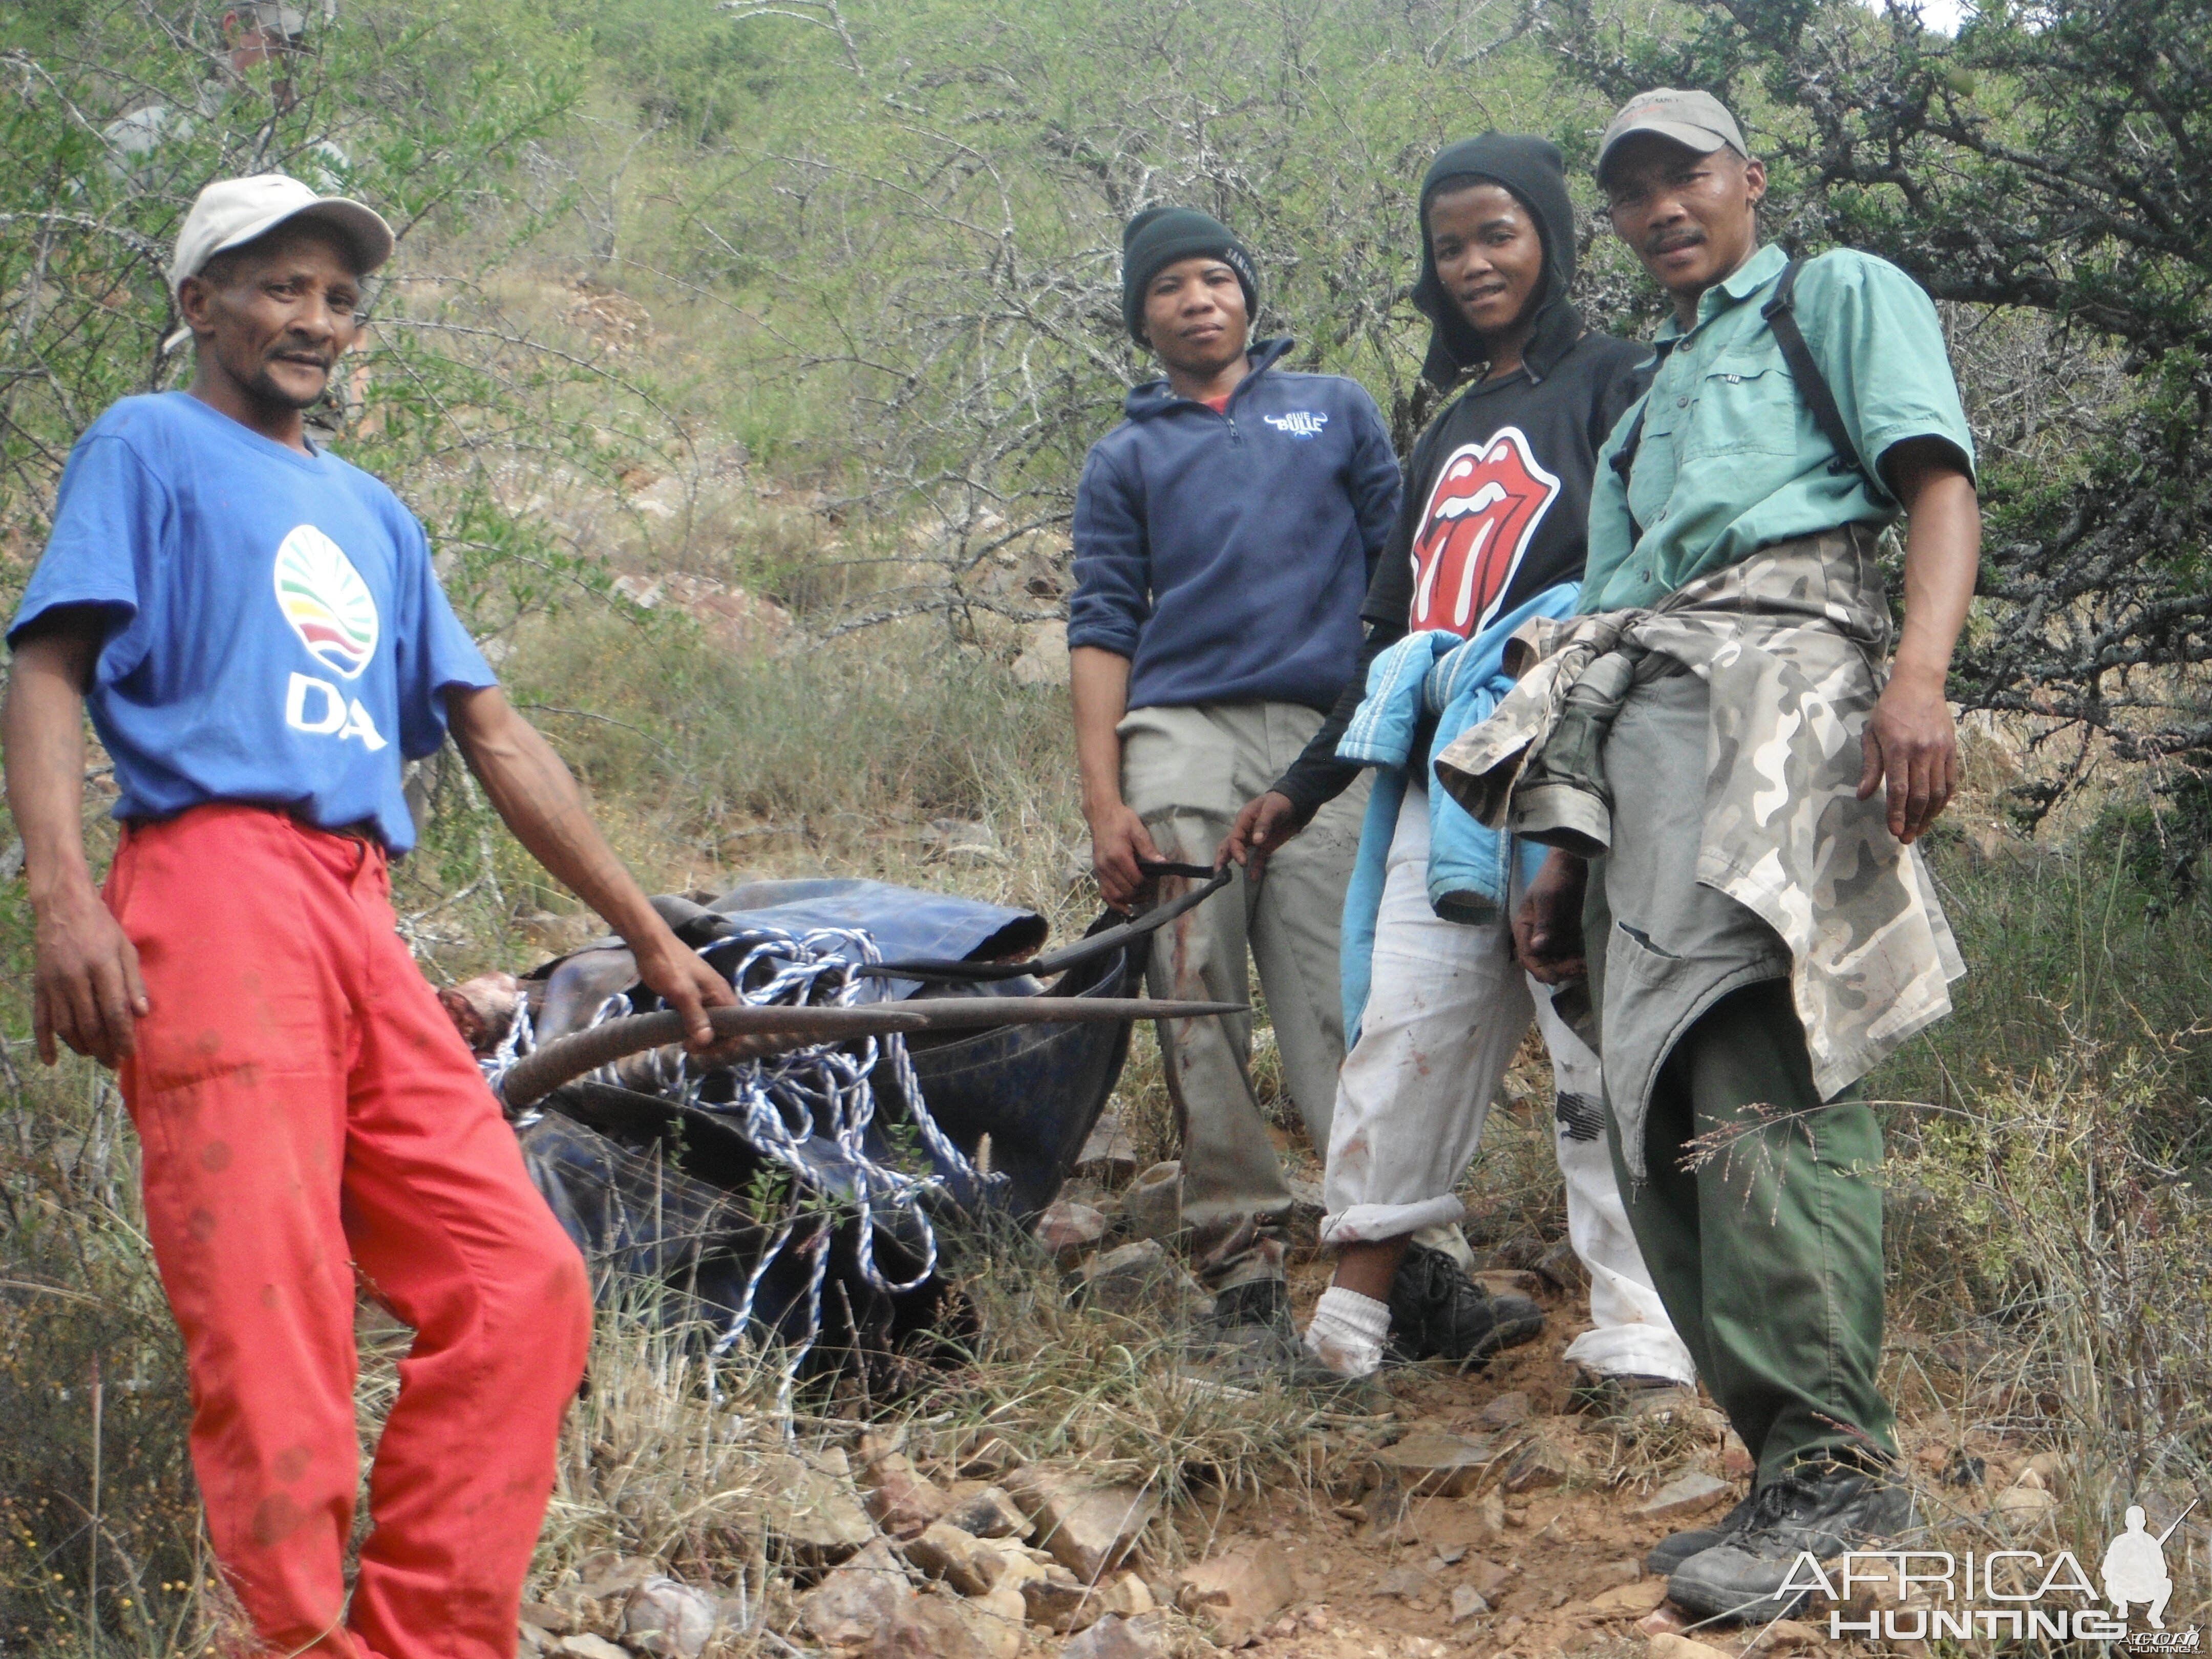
8,392 -> 496,853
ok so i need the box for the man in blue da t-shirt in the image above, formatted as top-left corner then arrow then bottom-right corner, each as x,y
23,375 -> 490,844
2,174 -> 734,1659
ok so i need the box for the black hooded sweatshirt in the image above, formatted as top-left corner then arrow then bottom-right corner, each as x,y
1271,135 -> 1654,820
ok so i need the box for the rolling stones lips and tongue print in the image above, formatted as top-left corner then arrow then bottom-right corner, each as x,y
1409,427 -> 1561,638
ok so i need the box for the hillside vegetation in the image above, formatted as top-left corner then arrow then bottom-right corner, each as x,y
5,0 -> 2212,1654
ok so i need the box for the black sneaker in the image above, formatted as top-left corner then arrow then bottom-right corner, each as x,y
1184,1280 -> 1389,1411
1646,1494 -> 1757,1576
1198,1278 -> 1292,1342
1387,1243 -> 1545,1366
1668,1461 -> 1915,1624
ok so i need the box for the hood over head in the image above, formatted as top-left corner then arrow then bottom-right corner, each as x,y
1412,134 -> 1581,390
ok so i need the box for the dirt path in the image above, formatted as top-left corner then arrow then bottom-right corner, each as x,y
1150,1247 -> 2000,1659
1159,1258 -> 1731,1659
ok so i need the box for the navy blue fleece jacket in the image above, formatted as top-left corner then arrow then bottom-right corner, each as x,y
1067,337 -> 1402,713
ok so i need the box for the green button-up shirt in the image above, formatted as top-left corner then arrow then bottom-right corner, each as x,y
1581,243 -> 1975,613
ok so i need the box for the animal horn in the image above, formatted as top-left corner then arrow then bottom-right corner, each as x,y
498,996 -> 1241,1111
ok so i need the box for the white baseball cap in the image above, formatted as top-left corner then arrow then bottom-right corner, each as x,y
169,173 -> 394,291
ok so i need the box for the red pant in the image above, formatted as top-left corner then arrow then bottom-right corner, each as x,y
109,806 -> 591,1659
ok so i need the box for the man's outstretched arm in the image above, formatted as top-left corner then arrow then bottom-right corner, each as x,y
445,685 -> 733,1047
4,612 -> 148,1067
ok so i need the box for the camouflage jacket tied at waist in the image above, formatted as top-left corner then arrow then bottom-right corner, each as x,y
1432,527 -> 1965,1105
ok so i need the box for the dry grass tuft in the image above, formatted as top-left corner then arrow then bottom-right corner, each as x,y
910,1235 -> 1362,1528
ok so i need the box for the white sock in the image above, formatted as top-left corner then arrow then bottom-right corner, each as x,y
1304,1286 -> 1391,1378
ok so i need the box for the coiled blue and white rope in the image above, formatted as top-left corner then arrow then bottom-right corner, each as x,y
500,924 -> 999,1417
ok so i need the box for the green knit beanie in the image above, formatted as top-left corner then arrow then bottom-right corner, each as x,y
1120,207 -> 1260,346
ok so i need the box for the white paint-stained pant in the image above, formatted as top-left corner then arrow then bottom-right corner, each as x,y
1320,784 -> 1696,1385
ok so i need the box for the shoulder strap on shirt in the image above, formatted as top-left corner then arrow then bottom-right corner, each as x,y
1760,258 -> 1870,485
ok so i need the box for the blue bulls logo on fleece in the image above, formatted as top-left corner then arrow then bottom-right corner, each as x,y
1263,411 -> 1329,438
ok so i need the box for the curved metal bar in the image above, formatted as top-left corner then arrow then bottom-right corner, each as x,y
855,865 -> 1234,984
498,994 -> 1244,1109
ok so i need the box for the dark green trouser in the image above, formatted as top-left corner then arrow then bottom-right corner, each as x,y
1605,980 -> 1897,1486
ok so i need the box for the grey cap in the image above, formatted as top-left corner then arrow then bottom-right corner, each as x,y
235,1 -> 304,33
1596,89 -> 1748,185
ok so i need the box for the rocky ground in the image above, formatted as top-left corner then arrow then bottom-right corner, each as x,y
510,1102 -> 2065,1659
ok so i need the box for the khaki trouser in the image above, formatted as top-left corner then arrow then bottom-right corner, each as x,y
1118,701 -> 1368,1290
